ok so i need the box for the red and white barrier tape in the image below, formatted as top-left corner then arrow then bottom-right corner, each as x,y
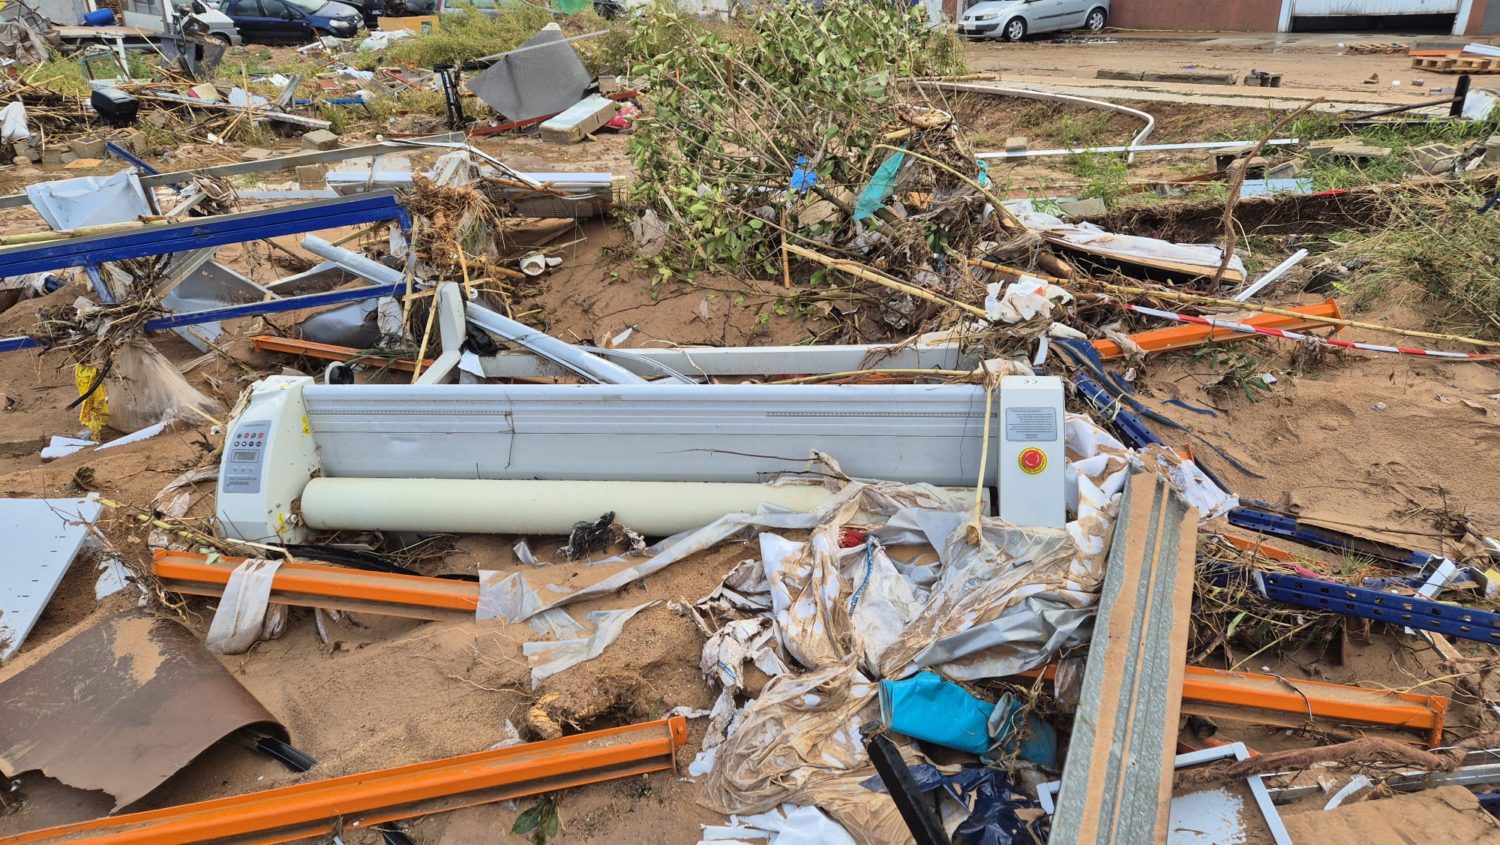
1123,304 -> 1500,362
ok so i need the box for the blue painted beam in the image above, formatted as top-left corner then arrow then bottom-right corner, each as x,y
0,283 -> 407,354
0,191 -> 410,278
1229,507 -> 1440,570
1254,569 -> 1500,645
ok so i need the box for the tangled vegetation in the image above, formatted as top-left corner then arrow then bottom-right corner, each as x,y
624,0 -> 966,282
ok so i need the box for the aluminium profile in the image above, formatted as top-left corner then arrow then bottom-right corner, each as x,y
249,335 -> 977,380
5,717 -> 688,845
1050,471 -> 1198,844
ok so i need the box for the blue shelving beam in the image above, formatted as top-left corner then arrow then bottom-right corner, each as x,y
1253,569 -> 1500,645
0,191 -> 412,354
0,191 -> 409,279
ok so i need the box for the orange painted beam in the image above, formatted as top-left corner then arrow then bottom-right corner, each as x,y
250,335 -> 431,373
3,717 -> 688,845
1092,299 -> 1344,359
1179,666 -> 1447,748
1217,532 -> 1299,562
153,549 -> 478,620
1017,662 -> 1446,746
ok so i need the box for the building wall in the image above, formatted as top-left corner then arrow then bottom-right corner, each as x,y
1470,0 -> 1500,33
1109,0 -> 1283,31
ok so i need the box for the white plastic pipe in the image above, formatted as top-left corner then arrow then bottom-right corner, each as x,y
301,478 -> 843,536
918,81 -> 1156,163
1233,248 -> 1307,302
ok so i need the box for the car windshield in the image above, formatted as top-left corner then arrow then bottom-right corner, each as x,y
284,0 -> 325,13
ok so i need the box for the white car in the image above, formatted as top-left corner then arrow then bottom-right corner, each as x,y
958,0 -> 1109,42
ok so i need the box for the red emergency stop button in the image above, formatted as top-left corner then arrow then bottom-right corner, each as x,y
1018,447 -> 1047,475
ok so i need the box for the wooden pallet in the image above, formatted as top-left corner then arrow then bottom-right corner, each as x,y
1412,55 -> 1500,73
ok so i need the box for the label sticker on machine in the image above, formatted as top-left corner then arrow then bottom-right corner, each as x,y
1005,407 -> 1058,442
223,420 -> 271,495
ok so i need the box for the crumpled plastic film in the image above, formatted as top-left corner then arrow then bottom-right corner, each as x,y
104,337 -> 226,432
760,527 -> 850,671
699,659 -> 878,816
522,602 -> 655,688
1138,443 -> 1239,520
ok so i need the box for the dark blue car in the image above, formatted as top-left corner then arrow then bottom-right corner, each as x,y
223,0 -> 363,43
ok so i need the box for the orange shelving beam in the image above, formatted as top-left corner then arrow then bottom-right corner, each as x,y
1018,661 -> 1446,747
152,549 -> 479,621
1092,299 -> 1344,360
3,717 -> 688,845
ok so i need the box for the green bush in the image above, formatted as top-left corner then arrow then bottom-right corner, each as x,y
625,0 -> 966,276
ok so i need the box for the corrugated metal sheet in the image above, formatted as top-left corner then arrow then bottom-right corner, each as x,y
1292,0 -> 1458,15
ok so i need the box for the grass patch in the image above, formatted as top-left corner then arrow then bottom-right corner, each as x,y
1319,188 -> 1500,337
355,5 -> 618,73
1063,150 -> 1129,207
23,58 -> 97,97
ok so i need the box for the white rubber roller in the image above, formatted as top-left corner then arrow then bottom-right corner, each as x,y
300,478 -> 841,536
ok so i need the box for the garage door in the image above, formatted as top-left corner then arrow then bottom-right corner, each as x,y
1291,0 -> 1458,14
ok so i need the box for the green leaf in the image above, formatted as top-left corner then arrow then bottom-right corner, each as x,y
1225,611 -> 1247,640
512,804 -> 544,835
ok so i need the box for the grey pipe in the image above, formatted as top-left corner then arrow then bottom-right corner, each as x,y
300,235 -> 645,385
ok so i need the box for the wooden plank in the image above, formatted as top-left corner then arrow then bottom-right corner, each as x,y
1051,472 -> 1198,845
538,95 -> 617,145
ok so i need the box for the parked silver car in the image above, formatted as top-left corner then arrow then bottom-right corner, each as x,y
957,0 -> 1109,42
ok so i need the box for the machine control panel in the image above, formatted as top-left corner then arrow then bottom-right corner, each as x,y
223,420 -> 271,494
997,376 -> 1066,528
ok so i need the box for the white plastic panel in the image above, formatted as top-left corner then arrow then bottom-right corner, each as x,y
300,382 -> 996,488
0,497 -> 103,661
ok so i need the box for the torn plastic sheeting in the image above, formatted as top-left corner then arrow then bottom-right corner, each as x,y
1138,444 -> 1239,521
0,101 -> 28,144
104,336 -> 226,432
853,149 -> 907,222
848,540 -> 924,674
760,528 -> 849,671
476,478 -> 957,623
523,602 -> 655,688
699,659 -> 879,816
983,276 -> 1072,324
26,170 -> 154,232
699,804 -> 858,845
205,558 -> 286,654
466,24 -> 593,122
877,415 -> 1133,681
1015,209 -> 1246,277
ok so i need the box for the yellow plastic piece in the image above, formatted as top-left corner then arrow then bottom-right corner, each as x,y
74,363 -> 109,440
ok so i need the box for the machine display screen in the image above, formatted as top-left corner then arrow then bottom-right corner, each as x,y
232,450 -> 259,462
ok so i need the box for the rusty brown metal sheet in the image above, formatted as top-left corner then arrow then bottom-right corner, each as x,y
0,612 -> 286,810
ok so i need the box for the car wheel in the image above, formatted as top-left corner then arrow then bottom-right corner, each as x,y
1003,17 -> 1026,42
210,33 -> 231,46
1086,8 -> 1107,31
